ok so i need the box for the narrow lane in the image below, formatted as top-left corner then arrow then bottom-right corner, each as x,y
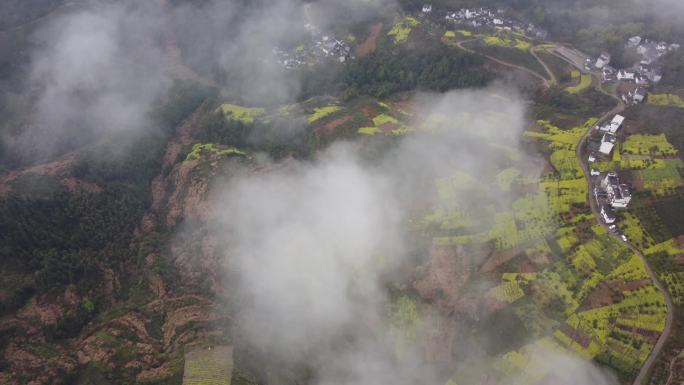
451,39 -> 551,88
529,45 -> 557,86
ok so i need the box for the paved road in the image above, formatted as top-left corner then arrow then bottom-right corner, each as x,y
549,45 -> 591,73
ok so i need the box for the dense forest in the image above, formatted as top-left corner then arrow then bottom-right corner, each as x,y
0,81 -> 212,326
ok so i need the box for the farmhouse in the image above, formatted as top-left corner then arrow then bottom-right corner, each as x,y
601,205 -> 616,224
632,87 -> 647,104
627,36 -> 642,48
602,66 -> 617,81
422,4 -> 432,13
595,52 -> 610,69
601,172 -> 632,208
617,70 -> 635,81
598,114 -> 625,134
599,141 -> 614,156
599,133 -> 616,155
634,73 -> 649,86
638,63 -> 662,83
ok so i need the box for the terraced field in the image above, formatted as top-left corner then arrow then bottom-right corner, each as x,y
183,346 -> 234,385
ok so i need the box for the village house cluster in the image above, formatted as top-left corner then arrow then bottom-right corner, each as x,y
587,114 -> 631,240
594,114 -> 624,157
439,6 -> 547,39
597,171 -> 632,227
273,23 -> 353,70
588,36 -> 680,105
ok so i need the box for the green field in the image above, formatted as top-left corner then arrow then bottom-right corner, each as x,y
388,17 -> 419,44
217,104 -> 265,123
308,105 -> 342,123
565,74 -> 592,94
482,34 -> 532,51
358,127 -> 379,135
183,346 -> 233,385
185,143 -> 246,163
622,134 -> 678,156
647,93 -> 684,109
639,159 -> 684,196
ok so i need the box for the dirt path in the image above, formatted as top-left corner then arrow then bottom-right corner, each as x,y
547,48 -> 676,385
355,23 -> 382,57
665,350 -> 683,385
452,39 -> 551,88
529,45 -> 557,86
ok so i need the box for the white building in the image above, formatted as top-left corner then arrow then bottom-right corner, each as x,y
599,114 -> 625,134
633,87 -> 647,104
627,36 -> 642,48
591,169 -> 601,176
601,205 -> 616,224
595,52 -> 611,69
602,172 -> 632,208
617,70 -> 636,81
422,4 -> 433,13
599,141 -> 614,155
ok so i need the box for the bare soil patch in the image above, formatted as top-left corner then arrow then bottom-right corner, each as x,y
315,115 -> 353,138
355,23 -> 382,57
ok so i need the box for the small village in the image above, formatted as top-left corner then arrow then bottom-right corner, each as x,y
585,112 -> 631,240
272,22 -> 354,70
436,6 -> 547,39
588,36 -> 680,105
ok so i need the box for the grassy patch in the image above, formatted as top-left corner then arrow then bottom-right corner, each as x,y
387,17 -> 419,44
185,143 -> 246,163
308,105 -> 342,123
217,104 -> 265,124
372,113 -> 399,126
183,346 -> 233,385
387,295 -> 422,341
622,134 -> 678,156
639,159 -> 684,196
358,127 -> 379,135
526,118 -> 597,151
566,74 -> 592,94
482,34 -> 532,51
647,93 -> 684,109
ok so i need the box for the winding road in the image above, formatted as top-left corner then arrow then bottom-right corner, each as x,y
529,45 -> 558,86
452,38 -> 676,385
452,39 -> 552,88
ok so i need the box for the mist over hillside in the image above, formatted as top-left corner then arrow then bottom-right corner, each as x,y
0,0 -> 684,384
